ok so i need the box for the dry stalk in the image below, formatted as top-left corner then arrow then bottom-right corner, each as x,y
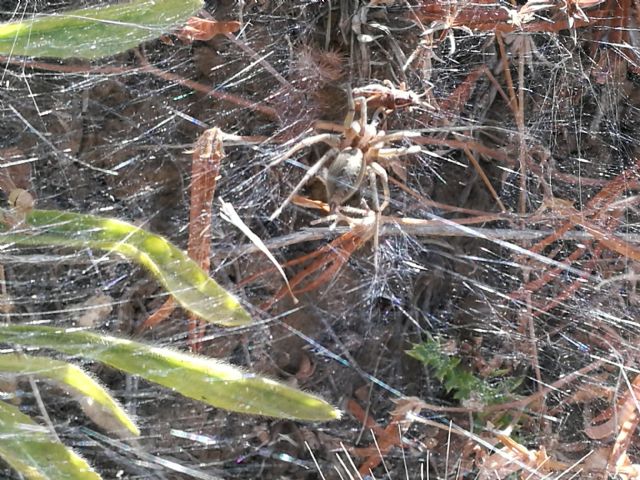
138,128 -> 226,352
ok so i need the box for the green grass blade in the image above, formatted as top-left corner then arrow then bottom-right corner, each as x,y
0,353 -> 139,436
0,208 -> 251,327
0,0 -> 203,59
0,400 -> 101,480
0,325 -> 341,421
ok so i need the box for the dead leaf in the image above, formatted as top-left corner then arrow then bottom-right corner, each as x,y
74,294 -> 113,328
176,17 -> 241,43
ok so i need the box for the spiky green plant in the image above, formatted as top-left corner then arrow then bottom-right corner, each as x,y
407,337 -> 521,404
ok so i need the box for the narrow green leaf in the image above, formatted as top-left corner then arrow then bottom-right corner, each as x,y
0,0 -> 203,59
0,208 -> 251,327
0,400 -> 101,480
0,325 -> 342,422
0,353 -> 139,436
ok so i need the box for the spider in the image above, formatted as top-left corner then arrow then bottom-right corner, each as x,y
268,91 -> 421,221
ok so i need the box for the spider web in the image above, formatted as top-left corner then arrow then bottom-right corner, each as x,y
0,0 -> 639,479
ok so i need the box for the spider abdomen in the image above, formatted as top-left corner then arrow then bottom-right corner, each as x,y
325,148 -> 366,206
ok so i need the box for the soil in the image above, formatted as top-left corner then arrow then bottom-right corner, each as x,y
1,0 -> 640,479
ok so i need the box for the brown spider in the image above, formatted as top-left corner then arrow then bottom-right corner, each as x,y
268,93 -> 421,221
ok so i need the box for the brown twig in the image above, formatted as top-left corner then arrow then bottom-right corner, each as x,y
137,128 -> 225,351
134,52 -> 278,119
463,147 -> 506,212
136,297 -> 176,333
185,129 -> 225,350
0,53 -> 278,119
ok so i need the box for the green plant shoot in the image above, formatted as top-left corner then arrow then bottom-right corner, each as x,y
0,399 -> 101,480
0,325 -> 341,421
407,338 -> 521,404
0,353 -> 139,436
0,208 -> 251,327
0,0 -> 203,59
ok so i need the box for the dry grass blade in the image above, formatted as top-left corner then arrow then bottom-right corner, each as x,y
264,222 -> 374,308
221,200 -> 297,303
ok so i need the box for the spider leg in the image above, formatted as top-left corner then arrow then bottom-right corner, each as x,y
376,130 -> 422,144
342,87 -> 363,146
369,162 -> 390,213
270,148 -> 339,221
344,84 -> 367,130
371,106 -> 386,126
368,162 -> 389,271
368,169 -> 381,214
377,145 -> 422,158
267,133 -> 341,169
355,96 -> 368,131
343,84 -> 359,129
